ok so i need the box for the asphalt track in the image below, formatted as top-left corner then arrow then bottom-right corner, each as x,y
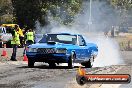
0,49 -> 131,88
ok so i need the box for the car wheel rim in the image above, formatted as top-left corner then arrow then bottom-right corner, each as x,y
71,52 -> 75,68
90,56 -> 94,66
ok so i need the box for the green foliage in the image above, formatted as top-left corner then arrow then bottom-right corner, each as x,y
109,0 -> 132,27
12,0 -> 42,28
11,0 -> 82,28
110,0 -> 132,10
0,0 -> 13,23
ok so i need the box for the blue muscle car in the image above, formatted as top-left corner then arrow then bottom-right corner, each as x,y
26,33 -> 98,68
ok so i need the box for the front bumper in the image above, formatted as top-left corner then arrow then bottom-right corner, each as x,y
26,52 -> 70,63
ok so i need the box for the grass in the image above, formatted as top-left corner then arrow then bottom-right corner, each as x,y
115,34 -> 132,51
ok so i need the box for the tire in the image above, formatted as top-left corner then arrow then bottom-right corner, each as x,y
68,52 -> 75,69
28,59 -> 34,68
0,42 -> 3,48
6,40 -> 12,48
49,63 -> 56,68
82,56 -> 94,68
86,60 -> 92,68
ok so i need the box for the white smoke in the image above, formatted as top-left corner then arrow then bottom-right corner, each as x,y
89,36 -> 124,67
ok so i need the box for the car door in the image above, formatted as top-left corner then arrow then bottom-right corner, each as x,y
78,35 -> 88,60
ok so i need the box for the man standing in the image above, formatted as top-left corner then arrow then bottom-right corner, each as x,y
23,29 -> 34,55
25,29 -> 34,46
10,25 -> 20,61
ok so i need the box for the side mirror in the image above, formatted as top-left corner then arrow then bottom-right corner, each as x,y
82,40 -> 86,46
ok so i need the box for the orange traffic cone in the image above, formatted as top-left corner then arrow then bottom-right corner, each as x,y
1,44 -> 8,57
23,54 -> 28,62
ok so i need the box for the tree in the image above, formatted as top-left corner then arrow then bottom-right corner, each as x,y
11,0 -> 82,28
110,0 -> 132,10
11,0 -> 42,28
109,0 -> 132,27
0,0 -> 13,24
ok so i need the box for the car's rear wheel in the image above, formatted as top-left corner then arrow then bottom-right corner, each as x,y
82,56 -> 94,68
28,59 -> 34,68
68,52 -> 75,69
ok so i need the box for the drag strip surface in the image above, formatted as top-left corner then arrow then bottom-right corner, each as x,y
0,49 -> 131,88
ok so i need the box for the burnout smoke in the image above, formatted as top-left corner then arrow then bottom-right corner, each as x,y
86,36 -> 124,67
35,0 -> 125,67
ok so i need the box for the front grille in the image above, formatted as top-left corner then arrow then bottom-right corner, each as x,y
37,48 -> 56,54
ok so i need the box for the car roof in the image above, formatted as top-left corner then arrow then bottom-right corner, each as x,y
46,33 -> 81,36
1,24 -> 18,27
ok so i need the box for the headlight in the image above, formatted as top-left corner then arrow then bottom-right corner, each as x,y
27,48 -> 37,52
56,48 -> 67,54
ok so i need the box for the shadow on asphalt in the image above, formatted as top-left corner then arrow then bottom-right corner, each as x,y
17,65 -> 80,69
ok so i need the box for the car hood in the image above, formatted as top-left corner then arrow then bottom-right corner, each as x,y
28,43 -> 78,49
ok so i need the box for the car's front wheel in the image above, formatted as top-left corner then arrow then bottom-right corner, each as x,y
49,62 -> 56,68
68,52 -> 75,69
28,59 -> 35,68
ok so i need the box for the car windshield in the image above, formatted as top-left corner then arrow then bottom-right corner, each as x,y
39,34 -> 77,45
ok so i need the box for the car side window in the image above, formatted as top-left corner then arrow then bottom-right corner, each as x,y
78,35 -> 86,46
39,35 -> 47,43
